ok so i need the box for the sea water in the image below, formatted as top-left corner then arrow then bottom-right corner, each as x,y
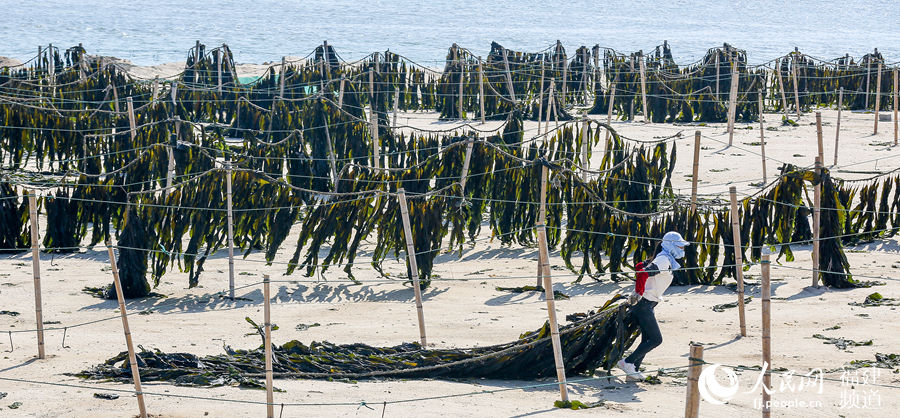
3,0 -> 899,66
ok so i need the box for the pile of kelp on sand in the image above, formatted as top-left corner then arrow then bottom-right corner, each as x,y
75,296 -> 637,388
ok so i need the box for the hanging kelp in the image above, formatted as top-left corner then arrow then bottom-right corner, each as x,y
0,183 -> 30,253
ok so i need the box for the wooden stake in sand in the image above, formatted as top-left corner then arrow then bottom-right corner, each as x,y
761,254 -> 772,418
774,58 -> 789,117
27,193 -> 45,359
106,241 -> 148,418
816,112 -> 824,167
875,63 -> 883,135
263,275 -> 274,418
225,162 -> 235,299
684,343 -> 703,418
398,189 -> 427,346
502,47 -> 516,102
537,61 -> 545,135
639,55 -> 648,122
690,131 -> 700,212
536,164 -> 569,402
459,138 -> 475,193
478,56 -> 485,124
758,89 -> 768,183
894,69 -> 898,145
544,79 -> 555,136
792,50 -> 801,119
605,83 -> 616,142
126,97 -> 136,141
812,156 -> 822,287
729,186 -> 747,337
835,87 -> 843,165
727,60 -> 739,145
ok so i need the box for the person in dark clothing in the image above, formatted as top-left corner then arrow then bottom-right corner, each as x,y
617,231 -> 689,380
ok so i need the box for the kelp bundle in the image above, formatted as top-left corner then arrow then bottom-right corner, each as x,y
76,296 -> 638,384
0,182 -> 29,253
775,49 -> 887,112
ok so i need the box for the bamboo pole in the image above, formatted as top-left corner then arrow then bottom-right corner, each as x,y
605,84 -> 616,142
758,89 -> 768,183
126,97 -> 136,141
792,51 -> 801,118
393,86 -> 400,128
775,58 -> 789,117
323,113 -> 338,187
151,76 -> 159,103
639,56 -> 648,122
225,162 -> 235,299
816,112 -> 824,167
166,119 -> 177,192
875,63 -> 883,134
812,157 -> 822,287
690,132 -> 700,212
27,193 -> 45,359
502,47 -> 516,102
457,48 -> 464,120
278,57 -> 286,98
459,138 -> 475,193
714,53 -> 720,99
336,77 -> 344,109
729,187 -> 747,337
835,87 -> 843,165
544,79 -> 555,136
561,49 -> 568,107
894,69 -> 899,145
727,61 -> 739,145
398,189 -> 427,346
537,164 -> 569,402
106,241 -> 148,418
581,116 -> 589,181
478,56 -> 486,124
761,254 -> 772,418
170,82 -> 177,106
263,275 -> 274,418
865,59 -> 872,110
536,160 -> 550,287
369,70 -> 380,169
684,343 -> 703,418
216,49 -> 222,93
537,61 -> 545,135
322,41 -> 332,82
581,48 -> 589,105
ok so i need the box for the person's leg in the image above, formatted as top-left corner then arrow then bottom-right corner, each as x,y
624,300 -> 663,369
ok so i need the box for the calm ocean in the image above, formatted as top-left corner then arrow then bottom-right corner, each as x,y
3,0 -> 900,66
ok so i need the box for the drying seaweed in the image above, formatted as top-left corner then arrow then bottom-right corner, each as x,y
75,296 -> 638,385
712,297 -> 753,312
495,286 -> 570,300
812,334 -> 873,350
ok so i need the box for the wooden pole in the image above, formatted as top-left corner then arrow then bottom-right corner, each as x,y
263,275 -> 274,418
684,343 -> 703,418
875,63 -> 883,135
537,61 -> 545,135
761,254 -> 772,418
729,187 -> 747,337
126,97 -> 136,141
166,119 -> 177,192
792,51 -> 801,118
581,116 -> 589,181
537,161 -> 550,288
561,49 -> 568,107
398,189 -> 427,346
279,57 -> 286,98
758,89 -> 768,183
537,164 -> 569,402
816,112 -> 824,166
639,56 -> 648,122
457,48 -> 464,120
111,83 -> 120,114
690,131 -> 700,212
478,56 -> 485,124
894,69 -> 899,145
224,162 -> 235,299
835,87 -> 843,165
502,47 -> 516,102
393,86 -> 400,128
714,53 -> 720,100
151,76 -> 159,103
544,79 -> 555,136
216,49 -> 222,93
727,61 -> 739,145
337,77 -> 345,109
106,241 -> 148,418
775,58 -> 789,117
865,59 -> 872,110
459,138 -> 475,193
27,193 -> 45,359
812,157 -> 822,287
605,83 -> 616,142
